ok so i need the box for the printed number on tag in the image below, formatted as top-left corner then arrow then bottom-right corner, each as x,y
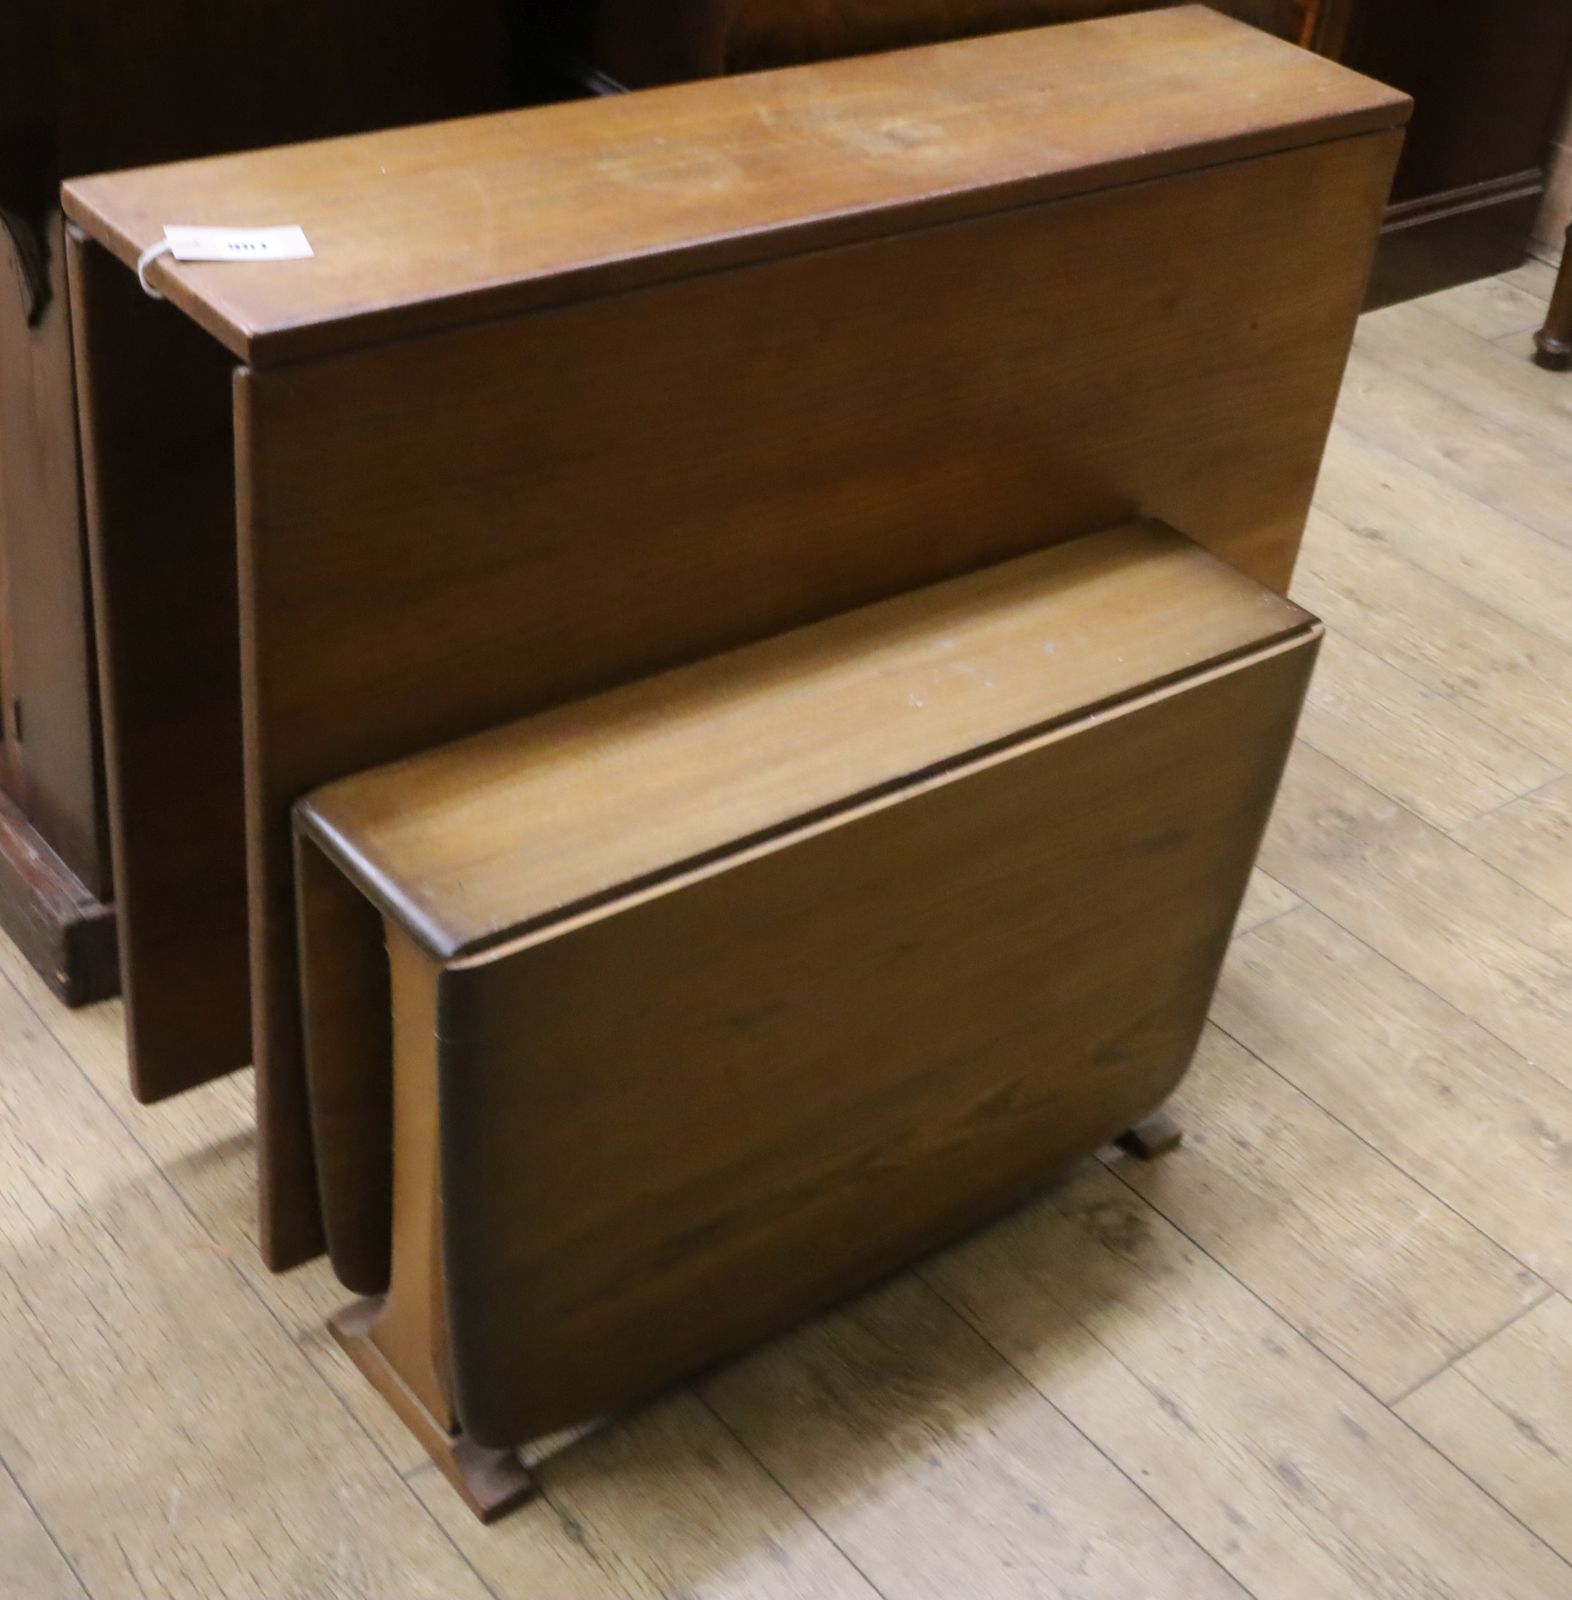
162,225 -> 313,263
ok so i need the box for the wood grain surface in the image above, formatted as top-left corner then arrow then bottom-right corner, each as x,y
303,523 -> 1310,957
298,542 -> 1315,1449
1216,907 -> 1572,1299
0,938 -> 498,1600
1399,1297 -> 1572,1566
236,123 -> 1388,1268
66,229 -> 253,1102
1455,776 -> 1572,919
1296,628 -> 1556,829
432,636 -> 1313,1446
922,1164 -> 1572,1600
1114,1023 -> 1541,1400
297,521 -> 1313,1299
1259,746 -> 1572,1085
691,1277 -> 1249,1600
61,7 -> 1408,363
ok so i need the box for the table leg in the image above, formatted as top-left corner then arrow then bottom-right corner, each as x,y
66,228 -> 253,1094
1533,223 -> 1572,369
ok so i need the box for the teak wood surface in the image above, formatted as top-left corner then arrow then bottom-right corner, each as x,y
296,521 -> 1320,1456
558,0 -> 1562,307
296,522 -> 1313,1297
303,523 -> 1311,960
61,8 -> 1407,365
63,9 -> 1405,1269
66,232 -> 253,1097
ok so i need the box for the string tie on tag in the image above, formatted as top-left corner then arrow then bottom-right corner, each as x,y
136,238 -> 173,300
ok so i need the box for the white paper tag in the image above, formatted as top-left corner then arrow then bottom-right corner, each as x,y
162,224 -> 313,263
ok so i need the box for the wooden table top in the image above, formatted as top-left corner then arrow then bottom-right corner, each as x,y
63,5 -> 1407,365
299,522 -> 1314,959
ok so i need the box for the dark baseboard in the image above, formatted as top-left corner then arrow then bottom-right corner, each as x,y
1368,171 -> 1544,308
0,785 -> 117,1007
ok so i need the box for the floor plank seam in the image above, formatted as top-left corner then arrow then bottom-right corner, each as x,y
531,1482 -> 633,1597
1407,302 -> 1524,350
1420,284 -> 1545,345
1091,1157 -> 1572,1581
1232,900 -> 1301,944
1443,770 -> 1570,837
0,960 -> 501,1595
292,1344 -> 510,1598
1097,1152 -> 1431,1411
1444,813 -> 1572,920
1296,596 -> 1566,781
914,1265 -> 1268,1600
1305,503 -> 1572,663
1339,350 -> 1572,539
1257,742 -> 1572,1072
1357,300 -> 1568,403
692,1394 -> 895,1600
1301,589 -> 1541,728
1387,1289 -> 1558,1410
1364,786 -> 1572,959
1206,1006 -> 1557,1295
1272,735 -> 1471,848
1383,1367 -> 1572,1579
1291,718 -> 1557,836
1381,296 -> 1546,358
1290,607 -> 1571,826
0,1451 -> 91,1600
1327,423 -> 1572,580
1098,1123 -> 1553,1402
286,1322 -> 468,1497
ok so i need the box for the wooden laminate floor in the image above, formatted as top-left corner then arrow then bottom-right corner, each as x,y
4,259 -> 1572,1599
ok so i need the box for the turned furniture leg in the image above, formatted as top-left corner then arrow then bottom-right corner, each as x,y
1116,1108 -> 1184,1160
329,925 -> 535,1523
1533,223 -> 1572,370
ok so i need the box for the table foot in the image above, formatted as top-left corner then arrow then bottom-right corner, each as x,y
330,1299 -> 537,1523
1115,1107 -> 1184,1160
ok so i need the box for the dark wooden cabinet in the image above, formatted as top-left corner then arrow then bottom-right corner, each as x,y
1341,2 -> 1572,301
0,3 -> 522,1000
